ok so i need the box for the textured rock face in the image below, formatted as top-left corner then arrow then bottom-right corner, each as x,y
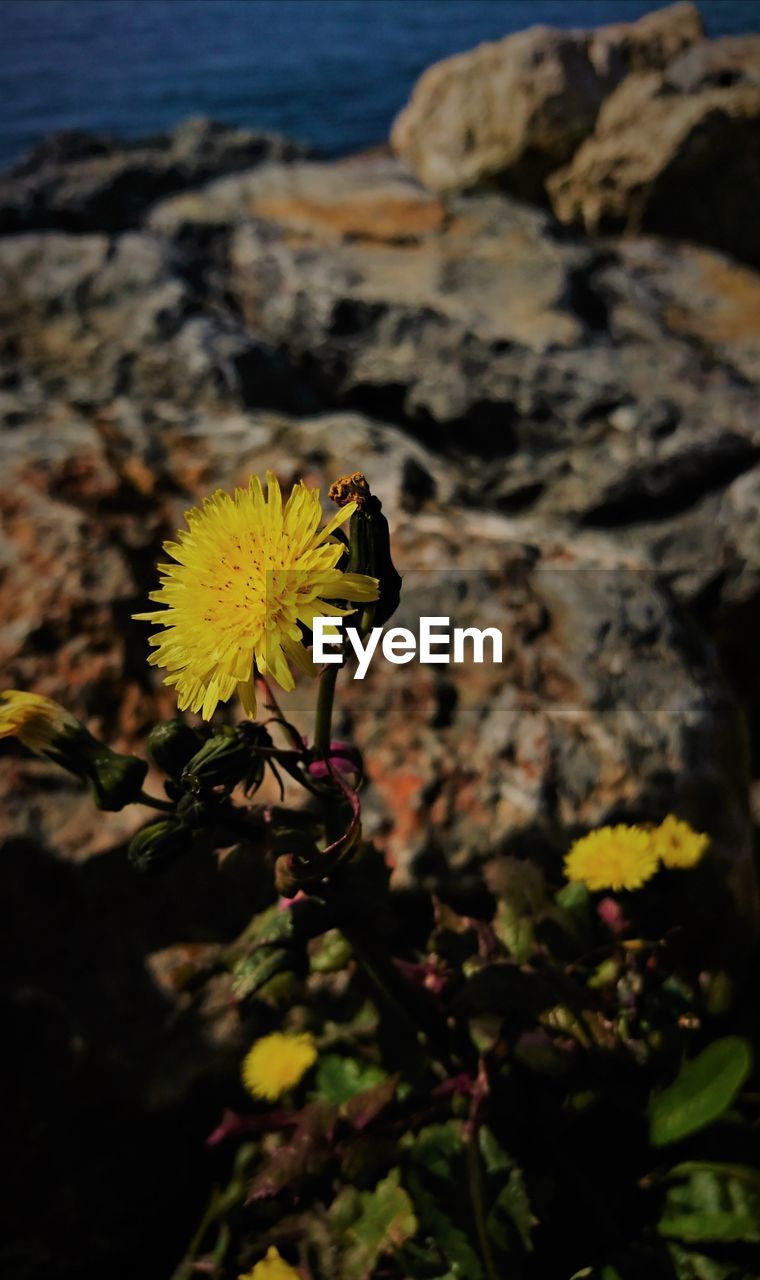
4,153 -> 759,614
0,116 -> 313,234
548,38 -> 760,265
0,405 -> 753,900
390,2 -> 702,196
146,156 -> 760,609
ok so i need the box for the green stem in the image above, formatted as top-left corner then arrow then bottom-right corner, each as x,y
337,918 -> 451,1079
259,676 -> 303,750
137,789 -> 173,811
314,663 -> 339,756
466,1134 -> 500,1280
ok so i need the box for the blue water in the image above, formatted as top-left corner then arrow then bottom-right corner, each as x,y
1,0 -> 758,169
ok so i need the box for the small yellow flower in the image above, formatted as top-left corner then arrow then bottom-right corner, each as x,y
0,690 -> 79,753
242,1031 -> 317,1102
134,471 -> 378,720
652,814 -> 709,869
564,824 -> 658,892
239,1246 -> 300,1280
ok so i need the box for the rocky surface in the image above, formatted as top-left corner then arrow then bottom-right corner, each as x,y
391,7 -> 760,269
0,116 -> 313,235
2,141 -> 758,872
390,1 -> 702,198
548,37 -> 760,265
145,154 -> 760,606
1,69 -> 759,1280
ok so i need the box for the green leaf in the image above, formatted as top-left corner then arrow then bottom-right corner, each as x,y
407,1170 -> 484,1280
310,927 -> 353,973
658,1162 -> 760,1244
487,857 -> 546,963
405,1123 -> 484,1278
649,1038 -> 753,1147
479,1128 -> 535,1253
479,1125 -> 512,1174
410,1121 -> 465,1181
247,1101 -> 335,1200
344,1074 -> 399,1130
231,947 -> 290,999
314,1055 -> 387,1106
330,1185 -> 362,1236
668,1242 -> 750,1279
487,1169 -> 535,1253
493,901 -> 535,964
336,1168 -> 417,1280
242,897 -> 332,948
555,880 -> 591,914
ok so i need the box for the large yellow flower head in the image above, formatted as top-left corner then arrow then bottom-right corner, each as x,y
0,690 -> 79,753
134,472 -> 378,720
242,1031 -> 317,1102
239,1246 -> 301,1280
564,824 -> 658,892
652,814 -> 709,869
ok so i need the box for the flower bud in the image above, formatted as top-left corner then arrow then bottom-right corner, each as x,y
147,719 -> 206,778
0,689 -> 147,810
85,743 -> 148,811
181,722 -> 269,794
328,473 -> 401,626
175,790 -> 217,827
128,817 -> 188,873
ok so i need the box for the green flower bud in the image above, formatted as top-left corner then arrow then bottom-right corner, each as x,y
181,722 -> 270,794
128,817 -> 188,873
175,790 -> 217,827
86,744 -> 148,811
328,473 -> 401,625
147,719 -> 206,778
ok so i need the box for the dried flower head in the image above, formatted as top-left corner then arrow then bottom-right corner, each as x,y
242,1031 -> 317,1102
652,814 -> 709,869
564,824 -> 658,892
134,471 -> 378,720
239,1246 -> 301,1279
328,471 -> 371,509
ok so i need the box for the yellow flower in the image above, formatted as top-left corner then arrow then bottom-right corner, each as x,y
0,690 -> 79,753
239,1246 -> 300,1280
242,1031 -> 317,1102
134,471 -> 378,720
564,824 -> 659,892
652,814 -> 709,869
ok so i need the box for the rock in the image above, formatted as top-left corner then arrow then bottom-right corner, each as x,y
548,39 -> 760,266
0,402 -> 753,926
663,33 -> 760,92
0,230 -> 286,410
0,403 -> 754,905
390,2 -> 701,197
155,157 -> 759,589
4,157 -> 759,622
0,116 -> 313,234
